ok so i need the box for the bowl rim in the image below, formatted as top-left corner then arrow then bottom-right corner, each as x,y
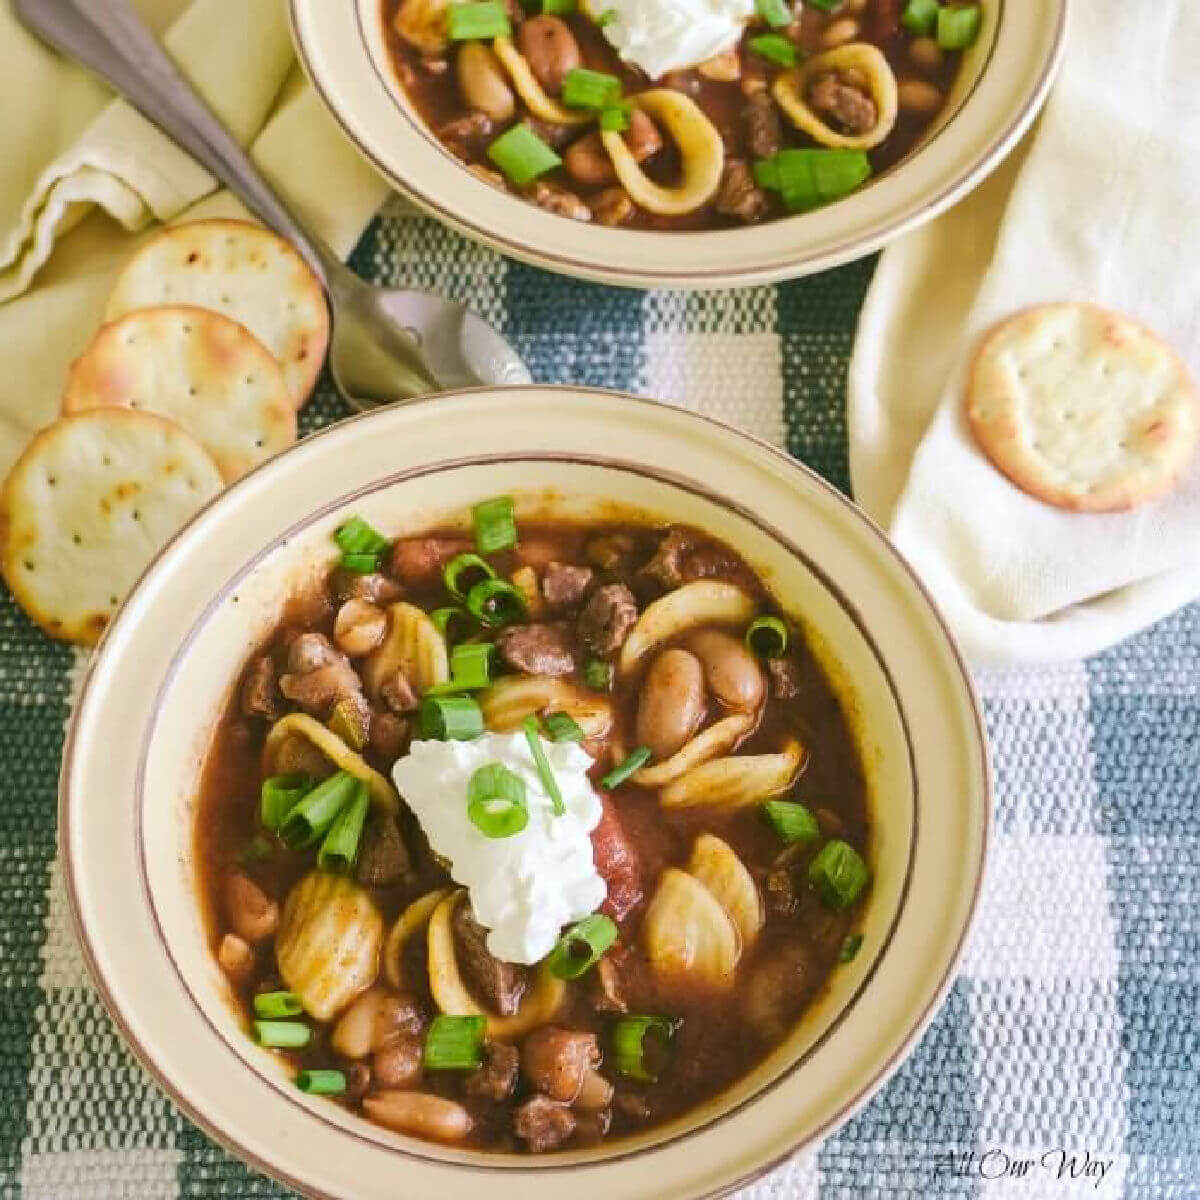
287,0 -> 1068,287
59,386 -> 992,1198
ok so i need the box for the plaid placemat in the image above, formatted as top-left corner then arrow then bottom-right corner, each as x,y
1,203 -> 1196,1200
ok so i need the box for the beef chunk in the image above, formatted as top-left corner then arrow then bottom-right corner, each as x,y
453,903 -> 530,1017
368,711 -> 409,761
438,111 -> 493,162
767,657 -> 802,700
524,117 -> 576,150
496,623 -> 577,676
590,955 -> 627,1014
590,187 -> 635,227
355,811 -> 411,887
578,585 -> 638,657
381,668 -> 420,714
716,159 -> 769,224
592,797 -> 642,921
613,1090 -> 652,1122
514,1095 -> 576,1153
745,92 -> 782,159
287,631 -> 338,673
527,180 -> 592,222
333,569 -> 402,606
680,542 -> 744,583
807,71 -> 877,135
542,561 -> 594,610
279,633 -> 362,717
465,1041 -> 520,1102
765,865 -> 801,919
639,527 -> 692,589
390,536 -> 472,587
240,656 -> 279,721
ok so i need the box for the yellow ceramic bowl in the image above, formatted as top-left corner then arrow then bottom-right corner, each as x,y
61,388 -> 989,1199
289,0 -> 1066,287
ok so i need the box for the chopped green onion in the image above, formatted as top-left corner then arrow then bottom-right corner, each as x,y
600,103 -> 631,133
317,782 -> 370,873
612,1015 -> 679,1082
427,641 -> 497,695
547,913 -> 618,979
335,517 -> 389,558
424,1014 -> 487,1070
762,800 -> 820,844
487,123 -> 562,187
542,0 -> 576,14
418,694 -> 485,740
805,0 -> 838,8
755,147 -> 871,212
745,615 -> 789,658
748,33 -> 797,66
340,552 -> 380,574
901,0 -> 940,34
253,991 -> 303,1019
755,0 -> 792,28
466,578 -> 528,628
431,605 -> 474,644
937,3 -> 981,50
443,552 -> 496,600
296,1069 -> 347,1095
473,495 -> 518,555
584,658 -> 613,691
236,834 -> 274,866
601,746 -> 651,790
447,0 -> 512,40
328,697 -> 369,751
523,715 -> 565,816
808,839 -> 870,910
254,1020 -> 311,1049
542,710 -> 585,742
261,774 -> 313,831
467,762 -> 529,838
839,933 -> 864,963
561,67 -> 623,111
597,6 -> 617,24
279,770 -> 358,849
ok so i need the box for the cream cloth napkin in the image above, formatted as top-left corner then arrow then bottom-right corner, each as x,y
0,0 -> 389,477
848,0 -> 1200,665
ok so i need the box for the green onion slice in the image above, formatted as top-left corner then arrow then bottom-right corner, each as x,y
473,495 -> 518,555
523,715 -> 565,816
426,641 -> 497,695
806,0 -> 838,8
600,103 -> 631,133
443,552 -> 497,600
745,615 -> 788,658
542,710 -> 585,742
901,0 -> 940,34
487,123 -> 562,188
424,1014 -> 487,1070
317,782 -> 370,873
447,0 -> 512,40
601,746 -> 651,790
261,773 -> 313,830
296,1069 -> 347,1095
612,1015 -> 679,1082
430,605 -> 474,644
754,147 -> 871,212
253,990 -> 303,1020
335,516 -> 389,557
467,762 -> 529,838
561,67 -> 623,111
547,913 -> 618,979
762,800 -> 820,844
839,933 -> 864,963
584,658 -> 613,691
937,3 -> 981,50
597,6 -> 617,24
340,552 -> 380,574
254,1020 -> 311,1049
808,839 -> 870,910
755,0 -> 792,28
279,770 -> 358,849
418,694 -> 485,740
747,32 -> 797,66
543,0 -> 576,12
467,578 -> 528,628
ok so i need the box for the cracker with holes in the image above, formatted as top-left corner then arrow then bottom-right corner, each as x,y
62,307 -> 296,483
106,219 -> 328,409
0,410 -> 223,645
966,303 -> 1200,512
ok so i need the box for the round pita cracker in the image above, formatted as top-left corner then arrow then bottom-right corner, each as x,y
966,303 -> 1200,513
106,219 -> 328,409
62,307 -> 296,483
0,410 -> 223,645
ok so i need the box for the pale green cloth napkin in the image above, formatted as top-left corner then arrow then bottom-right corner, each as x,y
0,0 -> 389,476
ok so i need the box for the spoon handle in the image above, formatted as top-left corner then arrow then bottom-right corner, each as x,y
15,0 -> 339,287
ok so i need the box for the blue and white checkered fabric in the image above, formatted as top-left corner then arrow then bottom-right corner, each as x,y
1,205 -> 1195,1199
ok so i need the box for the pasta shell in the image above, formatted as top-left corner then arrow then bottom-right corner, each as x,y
393,0 -> 450,56
383,887 -> 452,991
426,891 -> 566,1037
643,868 -> 740,988
479,675 -> 612,738
632,711 -> 756,787
600,90 -> 725,217
660,738 -> 806,809
772,43 -> 899,151
618,580 -> 757,678
276,871 -> 384,1021
362,602 -> 449,702
262,713 -> 399,814
492,38 -> 592,126
687,834 -> 763,950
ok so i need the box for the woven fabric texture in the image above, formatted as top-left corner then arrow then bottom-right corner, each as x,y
1,204 -> 1196,1200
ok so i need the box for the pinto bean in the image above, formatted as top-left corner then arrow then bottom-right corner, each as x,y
457,41 -> 516,122
636,648 -> 705,761
625,108 -> 663,161
516,15 -> 580,96
574,1069 -> 614,1111
908,36 -> 944,72
331,987 -> 385,1059
373,1035 -> 425,1088
334,598 -> 387,658
521,1027 -> 600,1102
224,872 -> 278,944
684,629 -> 765,712
217,933 -> 254,983
564,133 -> 617,187
363,1091 -> 472,1141
821,16 -> 861,48
897,78 -> 943,113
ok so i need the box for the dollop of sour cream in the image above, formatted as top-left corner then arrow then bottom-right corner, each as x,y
392,733 -> 606,965
594,0 -> 756,80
